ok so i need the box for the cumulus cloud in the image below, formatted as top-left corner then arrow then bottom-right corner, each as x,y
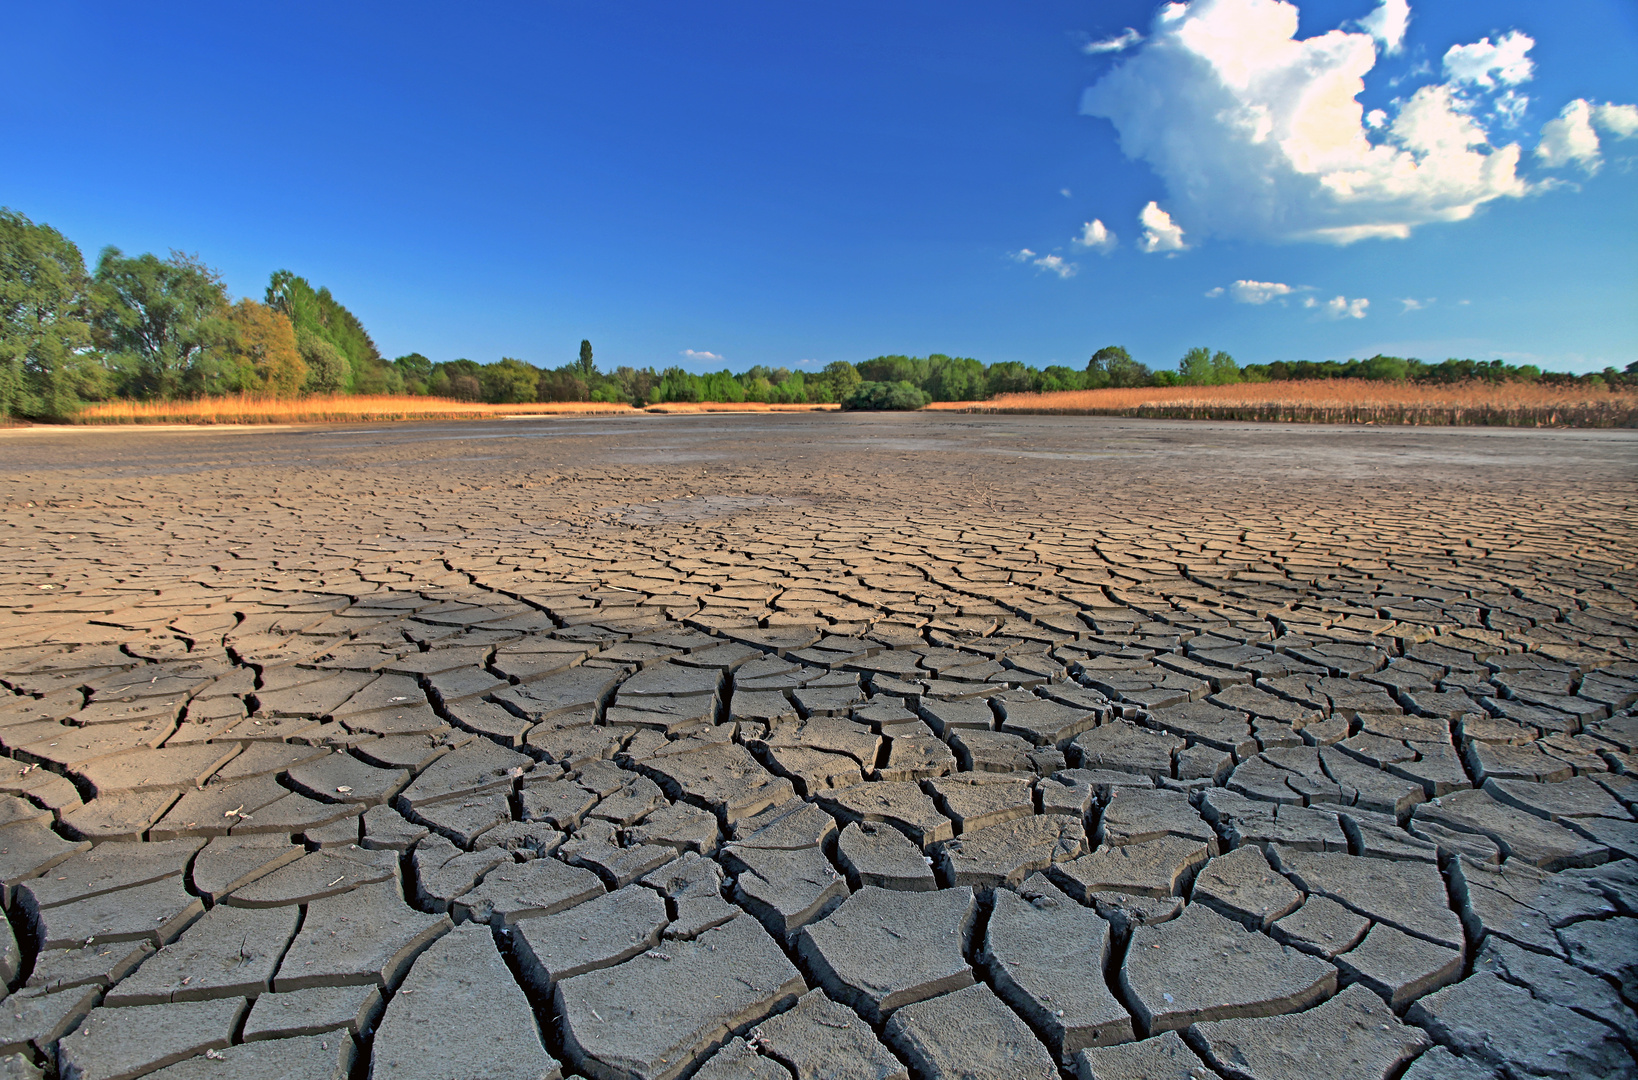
1074,218 -> 1118,252
1138,202 -> 1186,253
681,349 -> 723,362
1306,294 -> 1369,318
1537,99 -> 1638,173
1085,28 -> 1142,54
1357,0 -> 1409,55
1443,31 -> 1535,88
1079,0 -> 1534,245
1597,102 -> 1638,138
1537,100 -> 1601,171
1228,279 -> 1296,304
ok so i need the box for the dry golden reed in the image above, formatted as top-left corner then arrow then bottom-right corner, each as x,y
926,379 -> 1638,427
70,395 -> 837,425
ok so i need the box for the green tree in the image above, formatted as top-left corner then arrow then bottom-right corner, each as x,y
265,270 -> 385,392
1086,345 -> 1128,389
298,329 -> 350,394
612,365 -> 658,405
481,357 -> 540,403
538,368 -> 588,401
984,361 -> 1033,396
0,208 -> 101,418
1357,354 -> 1409,381
657,366 -> 701,403
817,360 -> 861,402
1178,347 -> 1214,385
1039,365 -> 1087,392
1087,345 -> 1150,388
699,370 -> 746,403
394,353 -> 433,394
90,248 -> 232,399
926,355 -> 985,401
577,339 -> 595,379
858,356 -> 912,383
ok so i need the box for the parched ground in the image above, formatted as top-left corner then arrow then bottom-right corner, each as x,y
0,413 -> 1634,1080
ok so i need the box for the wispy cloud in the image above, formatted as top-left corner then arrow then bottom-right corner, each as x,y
1084,27 -> 1142,54
1032,254 -> 1077,279
1398,297 -> 1435,312
681,349 -> 723,362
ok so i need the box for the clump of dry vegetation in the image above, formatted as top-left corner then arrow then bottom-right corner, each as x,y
70,395 -> 640,425
926,379 -> 1638,427
69,394 -> 842,425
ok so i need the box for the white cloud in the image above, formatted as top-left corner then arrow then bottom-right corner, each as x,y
1306,294 -> 1369,318
1074,218 -> 1118,252
1537,99 -> 1638,173
1010,248 -> 1078,276
1086,28 -> 1143,54
1537,99 -> 1601,172
1443,31 -> 1535,88
1138,202 -> 1186,253
681,349 -> 723,362
1357,0 -> 1410,55
1399,297 -> 1434,312
1228,279 -> 1295,304
1205,286 -> 1225,297
1596,102 -> 1638,138
1060,188 -> 1073,198
1032,254 -> 1078,278
1492,90 -> 1530,129
1079,0 -> 1531,245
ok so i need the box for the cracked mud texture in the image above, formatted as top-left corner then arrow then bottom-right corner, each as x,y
0,412 -> 1635,1079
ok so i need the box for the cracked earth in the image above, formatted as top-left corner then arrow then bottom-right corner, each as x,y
0,413 -> 1634,1080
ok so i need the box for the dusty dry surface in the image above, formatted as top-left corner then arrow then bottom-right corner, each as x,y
0,412 -> 1635,1080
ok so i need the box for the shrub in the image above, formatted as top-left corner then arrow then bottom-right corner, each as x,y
843,380 -> 930,410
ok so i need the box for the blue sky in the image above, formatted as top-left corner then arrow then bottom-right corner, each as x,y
6,0 -> 1635,374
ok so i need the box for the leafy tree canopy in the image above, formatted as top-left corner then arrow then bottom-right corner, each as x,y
0,208 -> 101,418
91,248 -> 232,399
227,299 -> 305,398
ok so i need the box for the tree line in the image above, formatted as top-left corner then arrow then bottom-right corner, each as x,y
2,208 -> 1630,419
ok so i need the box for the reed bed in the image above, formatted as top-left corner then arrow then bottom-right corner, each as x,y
70,395 -> 642,425
926,379 -> 1638,428
68,395 -> 841,425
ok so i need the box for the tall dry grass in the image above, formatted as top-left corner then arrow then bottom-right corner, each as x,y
69,394 -> 839,425
926,379 -> 1638,428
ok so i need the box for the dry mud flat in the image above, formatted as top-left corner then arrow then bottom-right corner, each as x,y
0,412 -> 1635,1080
